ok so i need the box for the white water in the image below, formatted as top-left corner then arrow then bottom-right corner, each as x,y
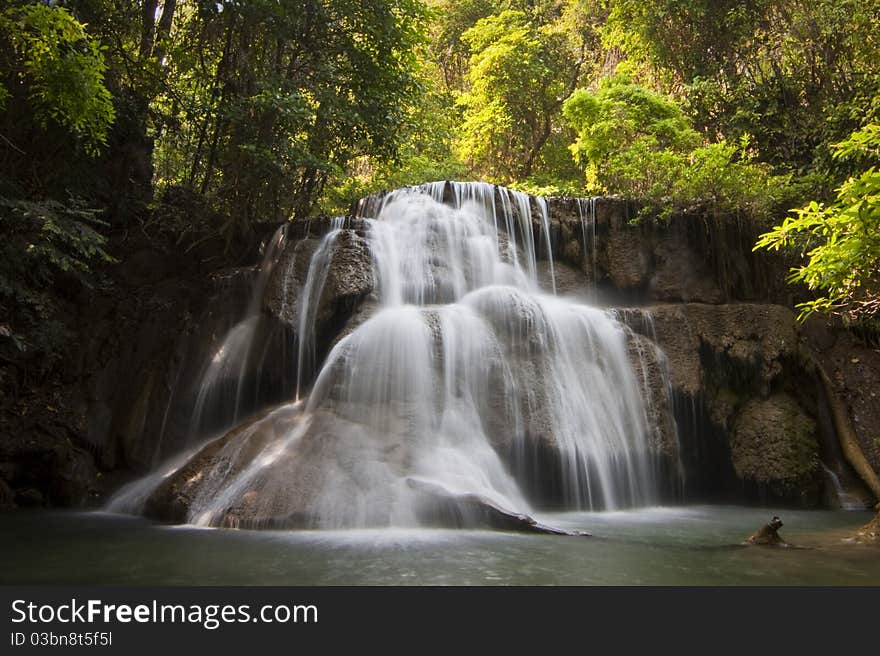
576,197 -> 598,286
189,224 -> 288,435
820,462 -> 867,511
112,182 -> 669,528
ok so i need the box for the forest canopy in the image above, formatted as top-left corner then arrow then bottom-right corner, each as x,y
2,0 -> 880,378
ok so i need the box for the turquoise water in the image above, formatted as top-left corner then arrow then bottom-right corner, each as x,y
1,506 -> 877,585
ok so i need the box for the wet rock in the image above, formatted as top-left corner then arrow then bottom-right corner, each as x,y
143,408 -> 287,524
264,229 -> 373,329
621,303 -> 799,398
731,395 -> 820,501
746,516 -> 788,546
263,238 -> 319,325
407,478 -> 590,535
626,333 -> 679,459
619,303 -> 830,503
545,196 -> 792,305
316,230 -> 374,326
650,234 -> 724,303
605,231 -> 650,290
536,260 -> 589,296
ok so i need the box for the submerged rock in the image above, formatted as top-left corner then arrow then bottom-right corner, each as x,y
406,478 -> 590,535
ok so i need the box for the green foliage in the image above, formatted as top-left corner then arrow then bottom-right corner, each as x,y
4,0 -> 880,370
563,76 -> 699,184
0,3 -> 115,155
755,123 -> 880,321
604,0 -> 880,177
0,195 -> 114,373
454,6 -> 587,183
563,76 -> 787,218
147,0 -> 428,235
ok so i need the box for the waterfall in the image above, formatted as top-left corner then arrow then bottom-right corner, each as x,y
820,462 -> 868,511
295,227 -> 344,399
576,197 -> 598,285
111,182 -> 675,529
188,224 -> 289,436
356,181 -> 557,293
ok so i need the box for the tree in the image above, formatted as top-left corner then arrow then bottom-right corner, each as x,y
563,75 -> 786,218
455,6 -> 588,183
563,75 -> 698,187
0,2 -> 115,158
755,123 -> 880,322
144,0 -> 427,239
604,0 -> 880,179
0,2 -> 116,385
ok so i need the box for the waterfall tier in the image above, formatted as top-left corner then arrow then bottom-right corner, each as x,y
110,182 -> 679,529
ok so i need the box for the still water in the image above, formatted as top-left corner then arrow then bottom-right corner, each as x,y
1,506 -> 877,585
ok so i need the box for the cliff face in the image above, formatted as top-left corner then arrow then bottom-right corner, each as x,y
0,227 -> 281,509
542,197 -> 876,507
2,193 -> 878,513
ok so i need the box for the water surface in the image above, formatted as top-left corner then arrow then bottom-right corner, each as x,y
1,506 -> 877,585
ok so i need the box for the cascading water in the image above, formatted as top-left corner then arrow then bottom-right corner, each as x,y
110,182 -> 675,530
295,222 -> 345,399
576,197 -> 598,286
189,224 -> 289,436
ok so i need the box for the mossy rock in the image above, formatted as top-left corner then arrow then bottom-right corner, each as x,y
730,394 -> 820,501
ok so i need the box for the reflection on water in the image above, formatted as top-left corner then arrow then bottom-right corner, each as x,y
0,506 -> 877,585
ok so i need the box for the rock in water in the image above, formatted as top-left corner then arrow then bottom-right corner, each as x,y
851,507 -> 880,544
746,516 -> 788,546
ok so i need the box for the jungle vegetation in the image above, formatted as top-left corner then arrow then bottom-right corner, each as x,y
2,0 -> 879,381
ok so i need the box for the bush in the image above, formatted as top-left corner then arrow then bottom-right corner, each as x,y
0,195 -> 114,385
755,123 -> 880,322
563,76 -> 790,220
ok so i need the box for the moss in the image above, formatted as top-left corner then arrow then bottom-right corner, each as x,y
730,394 -> 819,497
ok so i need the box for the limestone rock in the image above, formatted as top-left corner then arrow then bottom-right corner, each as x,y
649,234 -> 724,303
731,395 -> 819,499
263,229 -> 374,334
621,303 -> 799,398
627,332 -> 679,459
604,231 -> 650,290
263,238 -> 319,325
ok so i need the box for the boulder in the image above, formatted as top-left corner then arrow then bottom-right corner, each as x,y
264,229 -> 373,330
730,395 -> 820,501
